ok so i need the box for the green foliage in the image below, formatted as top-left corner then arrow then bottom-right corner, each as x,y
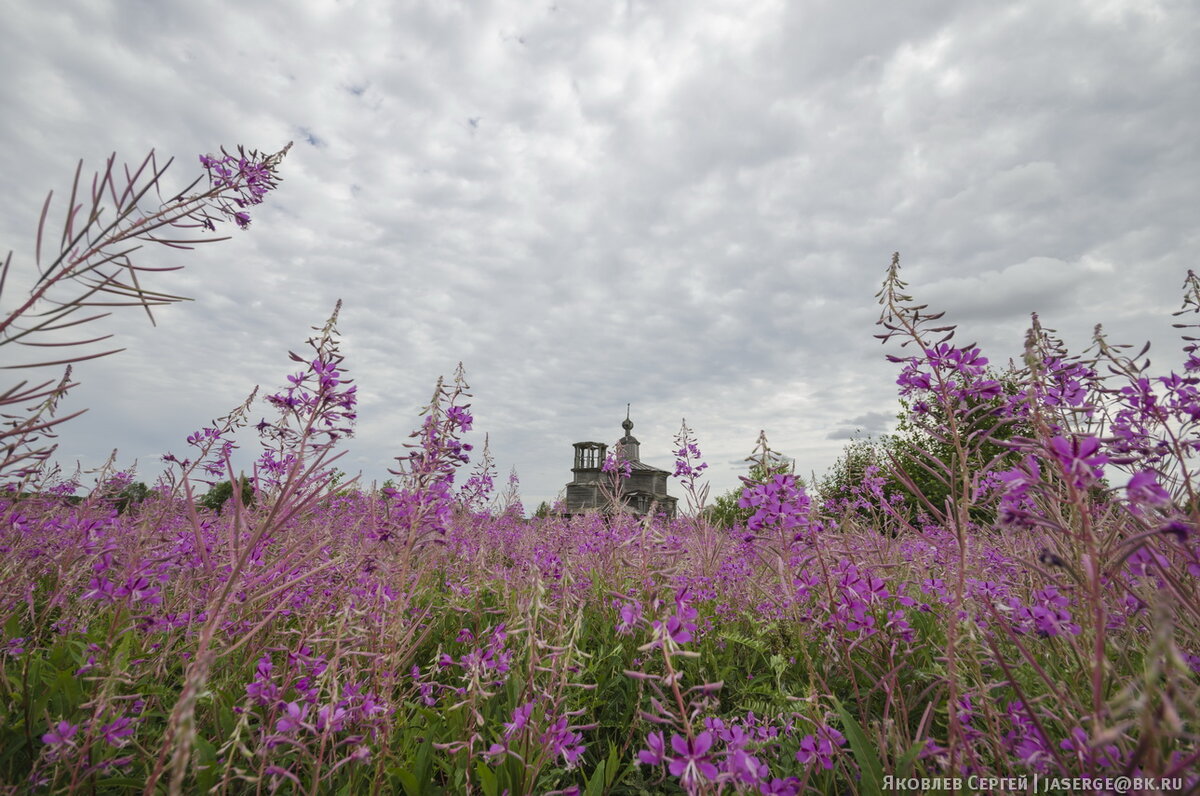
821,372 -> 1027,525
113,480 -> 150,514
198,476 -> 254,514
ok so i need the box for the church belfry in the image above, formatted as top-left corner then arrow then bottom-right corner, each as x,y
572,441 -> 606,471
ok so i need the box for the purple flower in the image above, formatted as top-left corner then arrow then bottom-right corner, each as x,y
42,720 -> 78,748
541,715 -> 586,768
275,701 -> 309,734
1127,471 -> 1172,508
724,746 -> 765,784
504,702 -> 534,738
760,777 -> 801,795
1004,701 -> 1052,773
346,745 -> 371,765
651,593 -> 699,648
1048,435 -> 1108,490
83,576 -> 117,603
446,406 -> 473,431
117,575 -> 162,605
617,601 -> 643,634
1059,726 -> 1122,768
601,451 -> 632,479
246,677 -> 279,705
897,363 -> 932,395
795,725 -> 845,770
738,474 -> 811,533
638,731 -> 666,765
316,704 -> 349,732
199,149 -> 282,230
100,716 -> 135,747
1014,586 -> 1081,637
668,732 -> 719,788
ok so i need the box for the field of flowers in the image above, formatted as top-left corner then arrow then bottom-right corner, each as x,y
2,148 -> 1198,794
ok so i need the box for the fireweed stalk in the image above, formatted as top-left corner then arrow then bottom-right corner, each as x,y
382,364 -> 474,569
0,143 -> 292,481
877,252 -> 1016,773
675,420 -> 735,580
146,303 -> 358,796
990,276 -> 1200,775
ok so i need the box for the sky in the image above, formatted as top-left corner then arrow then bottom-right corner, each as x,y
1,0 -> 1198,511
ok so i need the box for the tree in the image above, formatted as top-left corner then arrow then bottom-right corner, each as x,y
113,481 -> 151,515
199,477 -> 254,514
820,369 -> 1029,527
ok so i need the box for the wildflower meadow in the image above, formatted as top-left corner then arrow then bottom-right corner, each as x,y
1,146 -> 1198,795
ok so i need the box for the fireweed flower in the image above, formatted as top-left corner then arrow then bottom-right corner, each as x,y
672,442 -> 708,480
601,450 -> 632,479
117,574 -> 161,605
503,701 -> 534,738
100,716 -> 135,747
1048,435 -> 1108,490
617,600 -> 643,635
738,474 -> 811,535
446,405 -> 473,431
541,715 -> 586,768
198,149 -> 282,230
723,745 -> 765,785
649,590 -> 699,648
316,703 -> 349,733
246,668 -> 280,706
83,576 -> 117,603
795,725 -> 845,770
995,455 -> 1044,528
1059,726 -> 1122,769
1012,586 -> 1081,637
1004,701 -> 1052,773
42,720 -> 78,748
667,731 -> 719,789
1127,471 -> 1172,508
760,777 -> 802,796
276,701 -> 309,734
638,730 -> 667,765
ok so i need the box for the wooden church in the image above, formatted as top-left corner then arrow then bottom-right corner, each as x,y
562,408 -> 677,519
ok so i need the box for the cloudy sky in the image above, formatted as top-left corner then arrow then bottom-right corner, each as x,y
1,0 -> 1197,510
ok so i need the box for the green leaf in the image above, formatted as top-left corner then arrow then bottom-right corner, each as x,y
605,742 -> 622,788
585,759 -> 606,796
475,761 -> 498,796
895,737 -> 924,779
53,667 -> 82,713
112,629 -> 133,671
831,697 -> 883,796
390,767 -> 421,796
415,734 -> 434,785
216,697 -> 235,738
194,735 -> 218,792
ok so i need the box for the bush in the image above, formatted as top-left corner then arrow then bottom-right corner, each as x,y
197,477 -> 254,514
